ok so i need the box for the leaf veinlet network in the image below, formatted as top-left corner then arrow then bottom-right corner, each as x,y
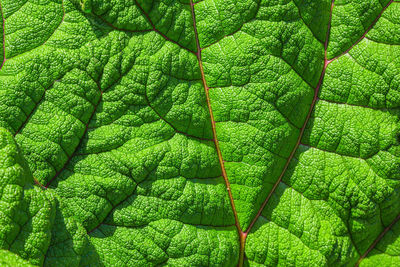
0,0 -> 400,266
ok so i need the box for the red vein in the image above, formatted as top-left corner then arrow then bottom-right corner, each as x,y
0,0 -> 6,71
356,213 -> 400,266
13,80 -> 60,136
189,1 -> 245,266
328,0 -> 393,63
245,0 -> 335,236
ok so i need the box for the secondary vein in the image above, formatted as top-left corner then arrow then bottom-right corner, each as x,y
356,213 -> 400,266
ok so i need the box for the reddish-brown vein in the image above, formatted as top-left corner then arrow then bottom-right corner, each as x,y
189,1 -> 245,266
0,0 -> 5,71
45,83 -> 103,188
245,0 -> 335,236
356,213 -> 400,266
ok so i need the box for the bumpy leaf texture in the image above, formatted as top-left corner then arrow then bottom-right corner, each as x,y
0,0 -> 399,266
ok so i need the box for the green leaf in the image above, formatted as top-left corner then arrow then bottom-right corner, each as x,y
0,0 -> 399,266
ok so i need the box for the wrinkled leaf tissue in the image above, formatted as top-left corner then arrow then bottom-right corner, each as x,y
0,0 -> 399,266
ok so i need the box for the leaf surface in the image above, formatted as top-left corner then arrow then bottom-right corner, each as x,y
0,0 -> 399,266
